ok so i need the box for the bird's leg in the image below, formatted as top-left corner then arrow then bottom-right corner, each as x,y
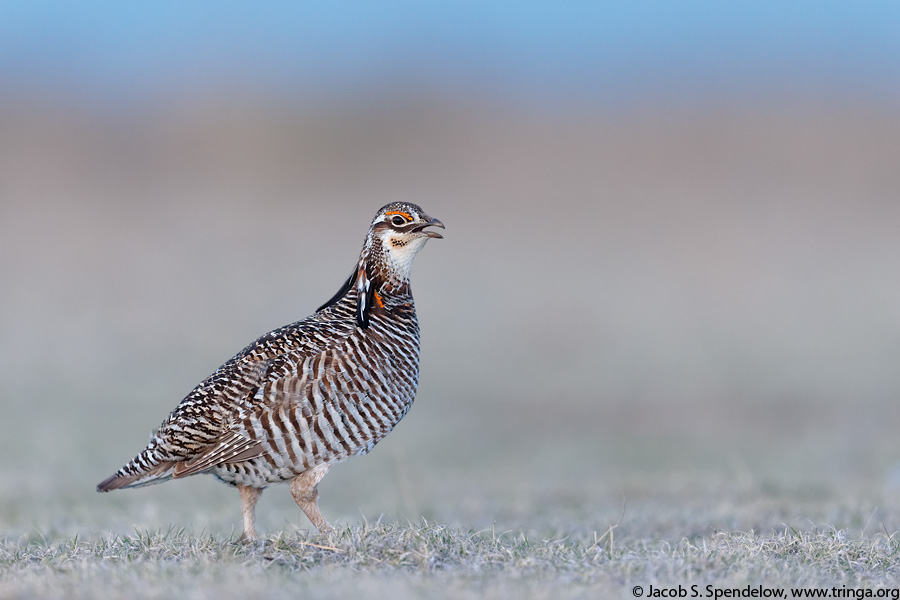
238,484 -> 262,542
290,464 -> 333,533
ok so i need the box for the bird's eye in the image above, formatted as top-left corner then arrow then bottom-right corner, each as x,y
391,215 -> 406,226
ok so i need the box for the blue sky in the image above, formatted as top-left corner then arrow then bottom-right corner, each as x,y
1,2 -> 899,105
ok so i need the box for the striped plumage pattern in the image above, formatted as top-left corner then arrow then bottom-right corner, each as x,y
97,202 -> 443,539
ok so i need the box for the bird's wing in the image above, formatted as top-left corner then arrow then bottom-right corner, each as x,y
99,295 -> 361,490
171,430 -> 263,478
155,320 -> 358,475
153,358 -> 271,456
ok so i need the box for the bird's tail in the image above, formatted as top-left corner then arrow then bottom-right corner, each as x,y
97,449 -> 176,492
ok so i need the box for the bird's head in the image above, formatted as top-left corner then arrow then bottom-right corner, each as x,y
367,202 -> 444,283
320,202 -> 443,328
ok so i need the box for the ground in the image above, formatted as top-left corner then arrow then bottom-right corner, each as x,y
2,391 -> 900,598
4,522 -> 900,600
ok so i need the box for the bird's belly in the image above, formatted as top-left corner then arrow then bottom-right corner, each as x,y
210,455 -> 345,488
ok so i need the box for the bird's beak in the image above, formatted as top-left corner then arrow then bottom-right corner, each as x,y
418,217 -> 445,239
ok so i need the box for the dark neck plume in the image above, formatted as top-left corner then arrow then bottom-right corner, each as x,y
316,237 -> 409,329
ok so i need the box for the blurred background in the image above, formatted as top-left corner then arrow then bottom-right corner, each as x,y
1,1 -> 899,542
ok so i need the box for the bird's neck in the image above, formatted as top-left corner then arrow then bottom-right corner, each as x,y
363,242 -> 413,299
367,264 -> 412,300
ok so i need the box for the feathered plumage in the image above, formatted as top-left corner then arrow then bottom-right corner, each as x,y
98,202 -> 443,539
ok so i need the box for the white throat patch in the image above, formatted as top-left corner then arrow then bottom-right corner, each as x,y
382,233 -> 431,282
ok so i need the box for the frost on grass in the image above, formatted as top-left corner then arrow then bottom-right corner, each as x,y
0,521 -> 609,575
622,527 -> 900,586
2,523 -> 900,599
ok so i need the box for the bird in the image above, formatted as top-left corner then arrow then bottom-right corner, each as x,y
97,202 -> 444,540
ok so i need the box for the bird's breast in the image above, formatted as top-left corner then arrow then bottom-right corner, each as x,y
215,303 -> 422,486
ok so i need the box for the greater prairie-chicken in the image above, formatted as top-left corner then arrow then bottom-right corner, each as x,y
97,202 -> 443,540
